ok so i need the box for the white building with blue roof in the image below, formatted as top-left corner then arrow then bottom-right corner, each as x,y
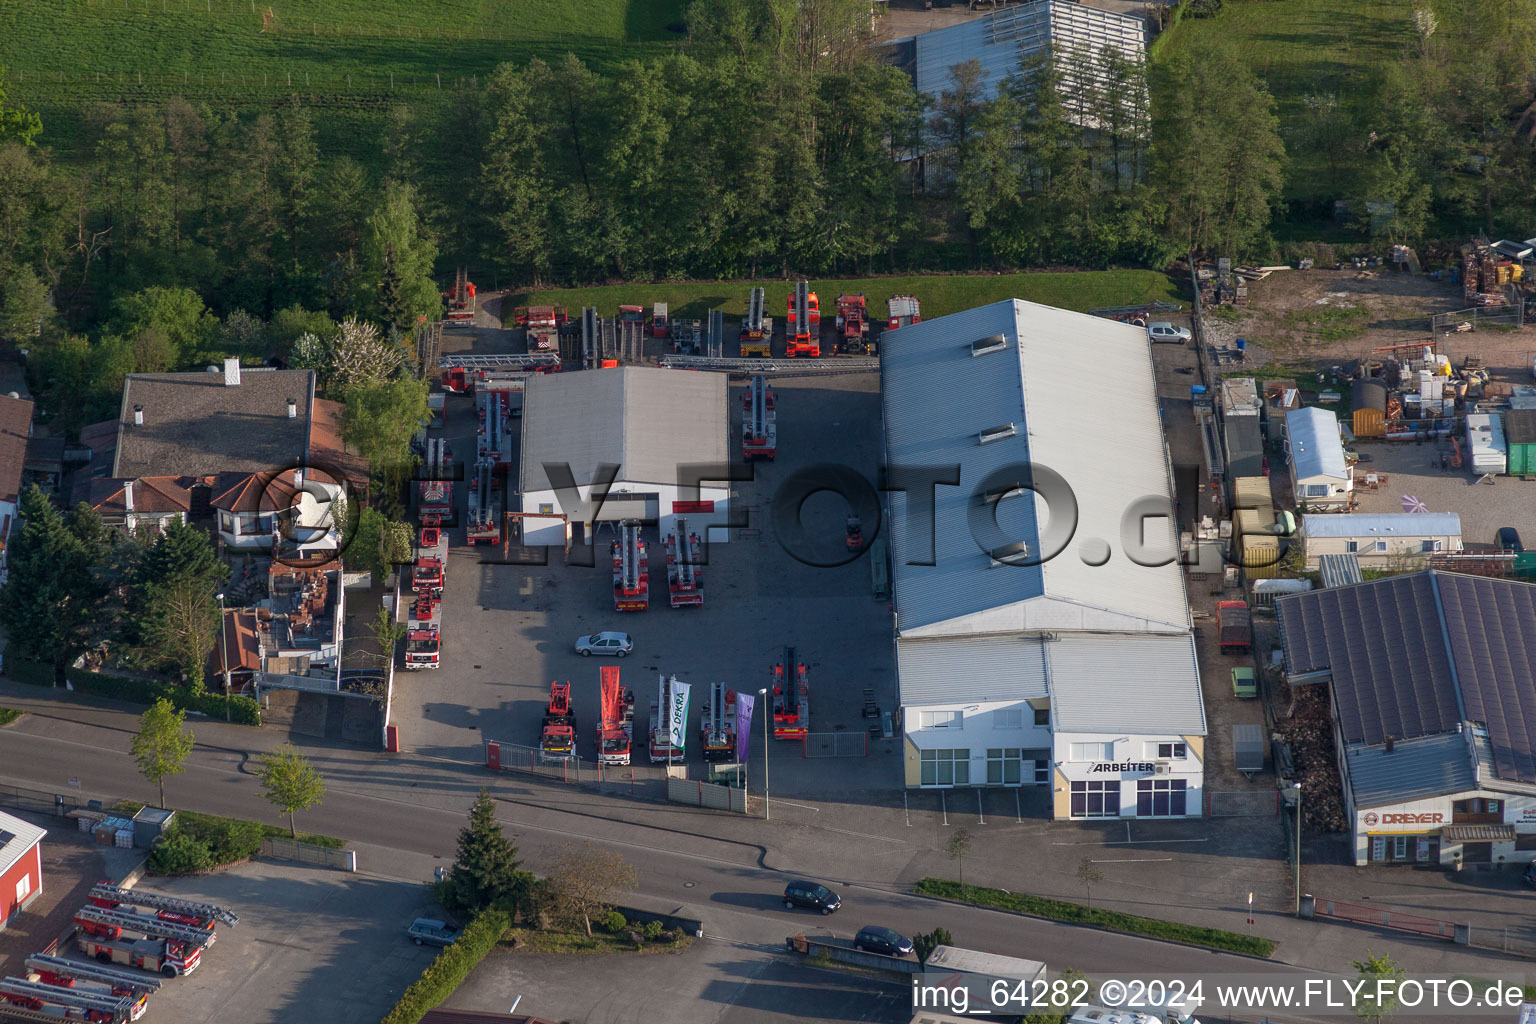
1301,512 -> 1462,568
882,299 -> 1205,818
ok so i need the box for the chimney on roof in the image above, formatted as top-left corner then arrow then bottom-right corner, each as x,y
287,397 -> 297,419
224,357 -> 241,387
133,404 -> 144,426
124,480 -> 134,513
1384,736 -> 1395,754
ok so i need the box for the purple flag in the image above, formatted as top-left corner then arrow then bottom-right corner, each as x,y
734,692 -> 754,764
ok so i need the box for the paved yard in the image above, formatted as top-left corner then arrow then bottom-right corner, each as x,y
1349,435 -> 1536,549
446,942 -> 910,1024
122,860 -> 441,1024
388,372 -> 902,802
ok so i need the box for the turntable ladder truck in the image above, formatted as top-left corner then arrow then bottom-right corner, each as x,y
835,294 -> 871,355
612,519 -> 649,611
664,519 -> 704,608
597,665 -> 635,767
443,268 -> 476,327
417,437 -> 456,526
701,681 -> 736,763
21,954 -> 161,1022
439,353 -> 561,394
785,281 -> 821,358
73,906 -> 213,977
539,682 -> 577,763
741,375 -> 776,461
0,975 -> 137,1023
466,389 -> 504,545
740,287 -> 772,357
649,674 -> 684,764
770,646 -> 809,739
87,882 -> 237,929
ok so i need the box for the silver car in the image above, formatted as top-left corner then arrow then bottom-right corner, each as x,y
1147,321 -> 1192,344
407,918 -> 459,946
576,631 -> 633,657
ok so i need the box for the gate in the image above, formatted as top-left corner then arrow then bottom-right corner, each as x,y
1308,897 -> 1456,940
1204,790 -> 1280,816
802,732 -> 869,758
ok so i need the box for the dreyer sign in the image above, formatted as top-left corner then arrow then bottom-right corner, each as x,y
1361,811 -> 1446,829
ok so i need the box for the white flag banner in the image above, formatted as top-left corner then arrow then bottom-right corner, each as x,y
668,679 -> 692,752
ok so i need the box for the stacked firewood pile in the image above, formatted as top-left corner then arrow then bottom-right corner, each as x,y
1275,683 -> 1348,833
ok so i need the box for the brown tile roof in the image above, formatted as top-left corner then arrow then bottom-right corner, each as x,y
210,467 -> 341,514
24,435 -> 64,470
309,397 -> 370,486
79,418 -> 118,457
86,476 -> 195,515
114,368 -> 315,479
216,609 -> 261,675
0,393 -> 35,505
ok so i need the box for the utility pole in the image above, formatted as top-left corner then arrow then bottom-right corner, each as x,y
758,687 -> 770,821
1292,781 -> 1303,915
216,592 -> 231,722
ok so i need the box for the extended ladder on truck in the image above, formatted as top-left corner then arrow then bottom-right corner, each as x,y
740,287 -> 772,357
75,905 -> 216,949
88,882 -> 237,927
658,355 -> 877,376
612,519 -> 649,611
20,954 -> 158,1022
649,674 -> 684,764
417,437 -> 456,526
785,281 -> 821,357
597,665 -> 635,767
741,375 -> 776,461
770,646 -> 809,739
438,353 -> 562,394
700,681 -> 736,763
0,976 -> 137,1023
539,681 -> 577,763
664,519 -> 704,608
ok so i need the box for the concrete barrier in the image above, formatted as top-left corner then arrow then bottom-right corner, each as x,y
612,904 -> 704,938
785,934 -> 922,975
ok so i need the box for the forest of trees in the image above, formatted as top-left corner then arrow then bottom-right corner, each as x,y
2,0 -> 1536,441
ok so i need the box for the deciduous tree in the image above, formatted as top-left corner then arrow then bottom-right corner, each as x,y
256,743 -> 326,837
547,840 -> 639,936
131,698 -> 194,808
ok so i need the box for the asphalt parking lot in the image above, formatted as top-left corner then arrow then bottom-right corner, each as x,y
124,860 -> 440,1024
388,370 -> 903,800
445,942 -> 910,1024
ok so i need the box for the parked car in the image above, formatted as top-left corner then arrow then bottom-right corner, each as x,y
853,925 -> 913,957
407,918 -> 459,947
1497,527 -> 1524,553
576,631 -> 633,657
782,880 -> 841,915
1147,322 -> 1192,344
1524,861 -> 1536,888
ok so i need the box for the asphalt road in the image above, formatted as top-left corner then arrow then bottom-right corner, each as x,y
0,719 -> 1418,1024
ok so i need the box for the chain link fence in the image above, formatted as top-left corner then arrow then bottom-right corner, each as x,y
1429,303 -> 1524,333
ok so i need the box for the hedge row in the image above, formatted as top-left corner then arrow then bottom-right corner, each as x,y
6,652 -> 261,725
915,879 -> 1278,958
110,802 -> 347,875
379,909 -> 512,1024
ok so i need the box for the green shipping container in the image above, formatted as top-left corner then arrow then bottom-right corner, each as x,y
1507,410 -> 1536,477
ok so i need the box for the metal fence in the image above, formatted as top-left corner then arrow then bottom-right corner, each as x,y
0,782 -> 100,817
482,739 -> 665,800
1430,303 -> 1524,333
1307,896 -> 1458,940
666,777 -> 747,813
1204,790 -> 1280,817
259,837 -> 356,871
802,732 -> 869,758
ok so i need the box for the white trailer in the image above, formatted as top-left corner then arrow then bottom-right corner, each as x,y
1466,412 -> 1507,476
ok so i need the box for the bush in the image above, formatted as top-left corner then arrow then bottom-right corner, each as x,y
602,910 -> 628,934
187,815 -> 266,864
380,909 -> 512,1024
148,825 -> 214,875
642,920 -> 663,940
914,926 -> 954,965
4,651 -> 261,725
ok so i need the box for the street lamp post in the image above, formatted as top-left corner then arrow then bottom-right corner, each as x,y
1292,781 -> 1303,915
216,592 -> 230,722
758,687 -> 770,821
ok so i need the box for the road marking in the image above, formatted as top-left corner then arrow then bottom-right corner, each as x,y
1052,837 -> 1209,846
1088,857 -> 1174,863
815,826 -> 905,844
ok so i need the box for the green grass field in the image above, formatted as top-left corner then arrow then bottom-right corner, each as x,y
509,269 -> 1186,321
1158,0 -> 1413,202
2,0 -> 685,160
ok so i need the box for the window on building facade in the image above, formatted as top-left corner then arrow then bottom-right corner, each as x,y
919,710 -> 961,730
986,748 -> 1023,785
15,874 -> 30,902
1305,484 -> 1328,497
1345,541 -> 1358,553
1070,780 -> 1119,817
993,709 -> 1023,730
1135,778 -> 1188,816
1152,742 -> 1187,760
1069,741 -> 1113,761
919,748 -> 971,786
1035,762 -> 1050,784
1034,707 -> 1050,726
1375,540 -> 1387,552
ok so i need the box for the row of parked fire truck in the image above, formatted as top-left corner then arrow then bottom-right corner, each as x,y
610,518 -> 704,612
533,648 -> 809,767
1,882 -> 238,1022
